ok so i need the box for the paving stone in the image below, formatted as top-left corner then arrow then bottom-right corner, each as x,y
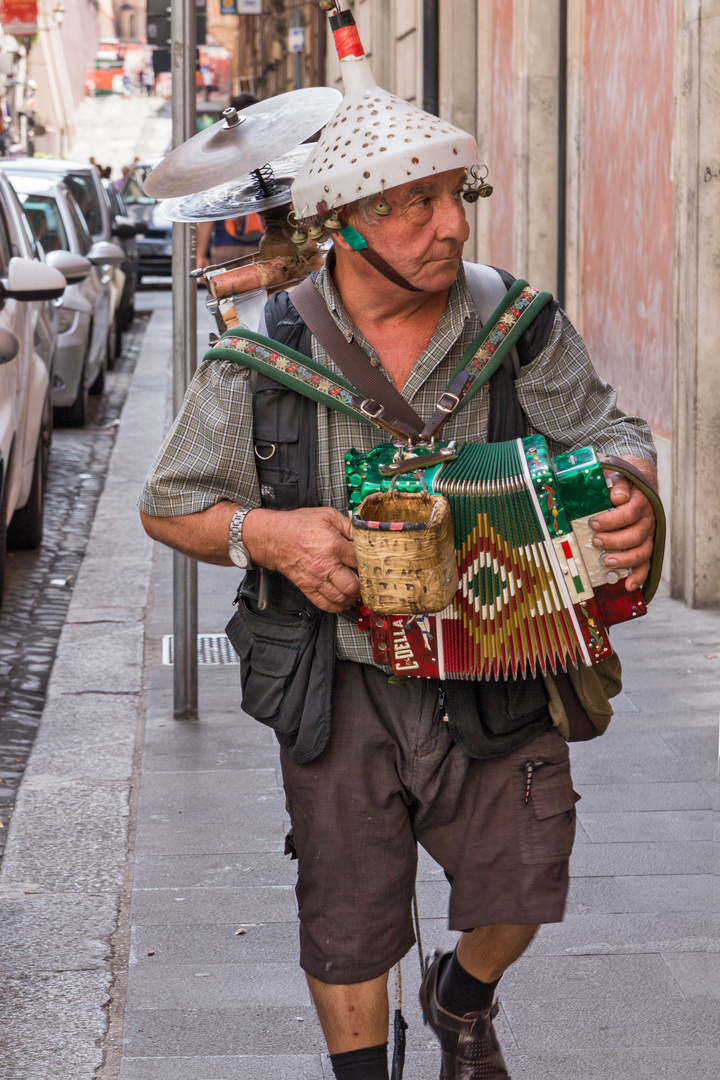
138,768 -> 281,804
22,691 -> 139,780
131,884 -> 297,926
119,1006 -> 327,1057
133,851 -> 297,890
141,719 -> 277,773
0,892 -> 116,971
131,921 -> 300,966
613,873 -> 717,913
0,779 -> 129,891
126,960 -> 311,1010
565,875 -> 628,914
499,953 -> 719,1048
661,952 -> 720,997
502,1048 -> 720,1080
49,621 -> 145,695
119,1054 -> 325,1080
570,841 -> 718,877
133,814 -> 287,858
574,781 -> 712,813
521,910 -> 720,956
579,809 -> 717,844
0,970 -> 111,1080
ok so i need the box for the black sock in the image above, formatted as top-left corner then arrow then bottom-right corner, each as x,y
436,950 -> 500,1055
330,1042 -> 389,1080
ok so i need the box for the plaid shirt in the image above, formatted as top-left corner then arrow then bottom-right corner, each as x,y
140,263 -> 656,666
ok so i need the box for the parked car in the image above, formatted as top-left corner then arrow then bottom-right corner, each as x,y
0,174 -> 68,608
0,158 -> 131,361
122,161 -> 173,281
9,175 -> 124,427
102,179 -> 139,331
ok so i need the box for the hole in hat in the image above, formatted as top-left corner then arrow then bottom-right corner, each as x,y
453,147 -> 458,154
363,171 -> 371,178
412,157 -> 419,164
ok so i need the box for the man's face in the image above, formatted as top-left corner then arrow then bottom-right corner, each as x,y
344,167 -> 471,295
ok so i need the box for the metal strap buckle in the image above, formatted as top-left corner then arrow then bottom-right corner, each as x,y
435,391 -> 461,414
360,398 -> 385,419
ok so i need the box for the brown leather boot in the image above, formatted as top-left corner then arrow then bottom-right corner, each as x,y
419,951 -> 511,1080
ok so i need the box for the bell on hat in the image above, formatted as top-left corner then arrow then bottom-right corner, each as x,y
291,8 -> 481,219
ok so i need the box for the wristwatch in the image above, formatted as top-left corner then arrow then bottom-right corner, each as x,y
228,507 -> 255,569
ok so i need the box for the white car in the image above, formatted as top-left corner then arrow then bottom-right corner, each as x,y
10,175 -> 124,427
0,175 -> 68,608
0,157 -> 129,362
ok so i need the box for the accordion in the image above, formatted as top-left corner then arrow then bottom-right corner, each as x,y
346,437 -> 647,681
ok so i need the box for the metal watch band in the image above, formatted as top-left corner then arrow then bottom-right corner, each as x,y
228,507 -> 254,569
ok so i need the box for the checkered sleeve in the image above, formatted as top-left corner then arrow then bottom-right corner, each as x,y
516,310 -> 657,465
138,359 -> 261,517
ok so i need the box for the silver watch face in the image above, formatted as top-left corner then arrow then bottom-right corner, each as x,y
228,543 -> 250,569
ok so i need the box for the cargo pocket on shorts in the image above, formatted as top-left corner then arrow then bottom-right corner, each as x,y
518,753 -> 578,865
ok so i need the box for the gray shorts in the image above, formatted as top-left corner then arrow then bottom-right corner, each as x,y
280,661 -> 578,985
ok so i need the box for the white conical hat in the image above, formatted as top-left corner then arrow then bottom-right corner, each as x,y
291,48 -> 479,218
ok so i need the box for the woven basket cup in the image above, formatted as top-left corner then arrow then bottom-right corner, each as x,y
352,489 -> 458,615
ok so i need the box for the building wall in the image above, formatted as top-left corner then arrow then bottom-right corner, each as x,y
488,0 -> 514,270
580,0 -> 674,440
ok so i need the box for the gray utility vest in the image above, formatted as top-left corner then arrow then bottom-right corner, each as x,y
226,268 -> 560,764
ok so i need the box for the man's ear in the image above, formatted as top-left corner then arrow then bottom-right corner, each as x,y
333,231 -> 353,253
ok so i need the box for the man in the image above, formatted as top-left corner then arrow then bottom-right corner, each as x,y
140,16 -> 657,1080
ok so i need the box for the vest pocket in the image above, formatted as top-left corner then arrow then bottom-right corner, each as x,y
226,597 -> 313,727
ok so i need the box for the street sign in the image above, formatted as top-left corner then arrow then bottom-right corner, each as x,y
0,0 -> 38,34
219,0 -> 263,13
288,26 -> 306,53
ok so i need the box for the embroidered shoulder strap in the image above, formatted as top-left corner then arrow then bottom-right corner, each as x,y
203,280 -> 553,443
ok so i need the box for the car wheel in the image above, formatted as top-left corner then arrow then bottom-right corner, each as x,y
55,355 -> 88,427
0,464 -> 9,611
7,428 -> 45,551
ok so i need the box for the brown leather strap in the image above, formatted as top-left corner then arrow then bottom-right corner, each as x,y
289,276 -> 425,435
420,370 -> 471,442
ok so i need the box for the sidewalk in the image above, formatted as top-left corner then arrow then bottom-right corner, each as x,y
1,294 -> 719,1079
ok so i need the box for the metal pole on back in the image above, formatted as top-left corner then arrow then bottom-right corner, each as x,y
171,0 -> 198,719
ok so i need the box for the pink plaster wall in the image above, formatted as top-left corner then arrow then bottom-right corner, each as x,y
489,0 -> 514,271
582,0 -> 674,438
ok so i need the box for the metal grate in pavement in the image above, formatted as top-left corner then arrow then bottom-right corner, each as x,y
161,633 -> 239,666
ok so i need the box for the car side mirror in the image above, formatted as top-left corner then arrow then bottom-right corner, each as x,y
45,249 -> 92,285
111,216 -> 137,240
0,326 -> 20,364
0,256 -> 66,301
88,240 -> 125,267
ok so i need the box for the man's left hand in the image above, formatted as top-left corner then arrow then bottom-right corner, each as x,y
587,456 -> 657,591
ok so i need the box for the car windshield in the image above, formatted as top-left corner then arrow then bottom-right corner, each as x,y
17,193 -> 70,253
62,174 -> 103,237
64,192 -> 93,256
122,167 -> 157,205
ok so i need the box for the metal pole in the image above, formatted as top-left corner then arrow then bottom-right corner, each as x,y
171,0 -> 198,719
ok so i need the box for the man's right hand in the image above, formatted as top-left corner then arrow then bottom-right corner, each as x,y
244,506 -> 361,614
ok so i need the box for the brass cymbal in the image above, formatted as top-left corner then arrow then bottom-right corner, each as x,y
143,87 -> 341,199
159,145 -> 313,223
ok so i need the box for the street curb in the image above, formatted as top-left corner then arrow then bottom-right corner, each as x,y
0,300 -> 172,1080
